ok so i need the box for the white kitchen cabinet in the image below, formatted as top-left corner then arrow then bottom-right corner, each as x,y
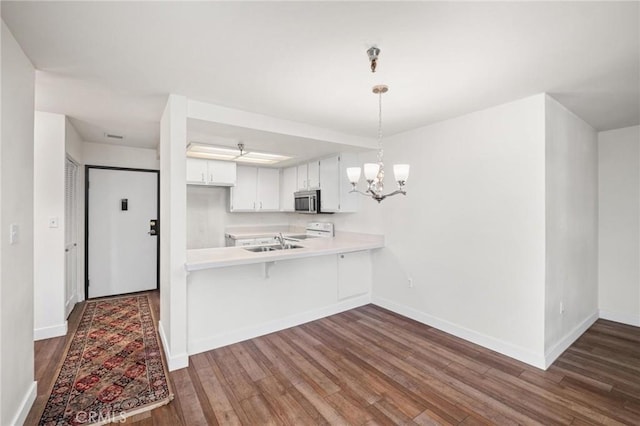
307,160 -> 320,188
256,168 -> 280,211
230,166 -> 258,211
186,158 -> 236,186
230,166 -> 280,212
319,156 -> 340,211
186,158 -> 208,184
296,163 -> 308,190
318,153 -> 359,213
337,251 -> 371,300
280,166 -> 297,211
296,161 -> 320,190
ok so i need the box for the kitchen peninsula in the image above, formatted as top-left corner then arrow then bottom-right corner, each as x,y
185,229 -> 384,356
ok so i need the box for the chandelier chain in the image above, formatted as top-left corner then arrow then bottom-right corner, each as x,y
377,90 -> 384,163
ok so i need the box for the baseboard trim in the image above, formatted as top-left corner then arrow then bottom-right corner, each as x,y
599,309 -> 640,327
544,311 -> 599,368
34,321 -> 68,341
372,296 -> 547,369
158,320 -> 189,372
188,294 -> 372,356
10,380 -> 37,426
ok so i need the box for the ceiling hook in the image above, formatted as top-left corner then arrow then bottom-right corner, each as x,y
367,46 -> 380,73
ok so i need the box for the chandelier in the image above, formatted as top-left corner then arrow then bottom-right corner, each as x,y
346,47 -> 409,203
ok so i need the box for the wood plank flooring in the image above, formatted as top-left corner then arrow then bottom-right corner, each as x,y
26,291 -> 640,425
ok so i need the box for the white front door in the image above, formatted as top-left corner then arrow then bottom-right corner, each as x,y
87,167 -> 158,298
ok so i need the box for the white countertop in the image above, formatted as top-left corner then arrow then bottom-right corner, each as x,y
186,231 -> 384,271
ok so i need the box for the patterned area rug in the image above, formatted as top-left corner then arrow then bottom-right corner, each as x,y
39,295 -> 173,425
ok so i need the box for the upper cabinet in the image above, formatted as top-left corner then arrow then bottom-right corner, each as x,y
308,160 -> 320,189
230,166 -> 280,212
186,158 -> 236,186
296,163 -> 307,190
296,161 -> 320,190
280,166 -> 297,212
318,153 -> 359,213
256,168 -> 280,211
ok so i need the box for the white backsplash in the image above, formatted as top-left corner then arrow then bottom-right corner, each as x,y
187,186 -> 290,248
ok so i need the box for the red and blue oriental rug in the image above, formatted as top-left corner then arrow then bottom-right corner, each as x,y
39,295 -> 173,425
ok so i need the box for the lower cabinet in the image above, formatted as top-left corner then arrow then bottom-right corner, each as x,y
337,250 -> 371,300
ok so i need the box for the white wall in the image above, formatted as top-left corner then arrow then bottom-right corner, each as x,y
33,111 -> 67,340
598,125 -> 640,326
372,94 -> 548,367
83,141 -> 159,170
1,20 -> 37,426
65,118 -> 83,163
544,95 -> 598,362
159,95 -> 188,371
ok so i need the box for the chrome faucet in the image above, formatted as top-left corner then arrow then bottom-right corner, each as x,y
276,233 -> 286,249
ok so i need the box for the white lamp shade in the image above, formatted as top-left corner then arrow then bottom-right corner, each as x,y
346,167 -> 361,184
363,163 -> 380,181
393,164 -> 410,182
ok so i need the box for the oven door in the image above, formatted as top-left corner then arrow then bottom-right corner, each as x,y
294,193 -> 317,213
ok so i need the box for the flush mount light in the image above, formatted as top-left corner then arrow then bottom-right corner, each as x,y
104,132 -> 125,140
346,47 -> 410,203
186,142 -> 291,165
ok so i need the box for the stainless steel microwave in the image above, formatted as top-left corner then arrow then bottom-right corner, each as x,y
294,189 -> 321,214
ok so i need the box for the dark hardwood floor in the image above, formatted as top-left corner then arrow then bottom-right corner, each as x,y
26,291 -> 640,425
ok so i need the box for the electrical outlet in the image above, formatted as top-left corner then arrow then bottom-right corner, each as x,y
408,277 -> 414,288
9,224 -> 18,244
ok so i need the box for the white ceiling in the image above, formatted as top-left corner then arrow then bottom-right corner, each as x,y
2,1 -> 638,152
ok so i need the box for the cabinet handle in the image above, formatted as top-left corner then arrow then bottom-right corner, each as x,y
210,174 -> 213,182
201,172 -> 205,182
253,202 -> 256,209
260,201 -> 263,209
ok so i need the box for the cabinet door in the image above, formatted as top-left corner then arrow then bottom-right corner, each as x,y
186,158 -> 208,184
296,164 -> 308,190
208,160 -> 237,186
338,152 -> 360,213
319,156 -> 340,212
256,168 -> 280,211
337,251 -> 372,300
307,160 -> 320,189
280,166 -> 297,211
230,166 -> 257,211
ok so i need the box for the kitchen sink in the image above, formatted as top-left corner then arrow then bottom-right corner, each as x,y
244,244 -> 303,252
244,246 -> 278,252
274,244 -> 303,250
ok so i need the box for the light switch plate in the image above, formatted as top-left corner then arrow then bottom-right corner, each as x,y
49,217 -> 59,228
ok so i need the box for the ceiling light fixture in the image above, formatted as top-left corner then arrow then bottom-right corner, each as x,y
346,47 -> 410,203
186,142 -> 291,165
